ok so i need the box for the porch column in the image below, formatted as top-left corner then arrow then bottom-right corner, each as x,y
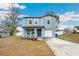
35,28 -> 37,38
42,28 -> 44,37
25,29 -> 27,38
23,29 -> 27,38
52,29 -> 55,38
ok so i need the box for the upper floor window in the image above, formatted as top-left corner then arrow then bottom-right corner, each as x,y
29,20 -> 32,24
34,19 -> 39,25
47,20 -> 51,24
35,21 -> 38,24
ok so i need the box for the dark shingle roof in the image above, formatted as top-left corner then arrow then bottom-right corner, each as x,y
23,12 -> 59,24
24,12 -> 59,19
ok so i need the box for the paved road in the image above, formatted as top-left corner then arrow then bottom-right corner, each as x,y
46,38 -> 79,56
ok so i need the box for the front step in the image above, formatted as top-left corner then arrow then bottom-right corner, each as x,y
22,38 -> 37,40
37,38 -> 43,40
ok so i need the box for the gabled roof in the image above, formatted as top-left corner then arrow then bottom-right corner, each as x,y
42,12 -> 56,17
23,15 -> 41,18
24,12 -> 58,18
23,12 -> 59,23
74,26 -> 79,28
42,13 -> 59,20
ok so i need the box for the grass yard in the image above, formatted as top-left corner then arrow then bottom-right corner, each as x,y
0,37 -> 54,56
58,34 -> 79,44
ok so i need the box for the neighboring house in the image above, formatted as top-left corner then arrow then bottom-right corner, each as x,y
0,29 -> 9,38
63,27 -> 74,34
0,26 -> 9,38
22,12 -> 59,39
74,26 -> 79,32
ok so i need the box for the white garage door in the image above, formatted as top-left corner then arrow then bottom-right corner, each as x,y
44,30 -> 52,37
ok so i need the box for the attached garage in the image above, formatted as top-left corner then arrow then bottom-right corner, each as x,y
44,30 -> 53,37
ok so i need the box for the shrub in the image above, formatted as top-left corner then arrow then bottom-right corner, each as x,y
72,30 -> 78,34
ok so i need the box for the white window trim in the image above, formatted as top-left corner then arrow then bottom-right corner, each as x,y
28,19 -> 33,25
47,19 -> 51,25
34,18 -> 39,25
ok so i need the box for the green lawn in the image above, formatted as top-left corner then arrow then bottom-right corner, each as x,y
58,34 -> 79,44
0,37 -> 54,56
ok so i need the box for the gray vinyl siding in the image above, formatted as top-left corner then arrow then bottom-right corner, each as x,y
41,16 -> 57,30
23,16 -> 57,38
24,16 -> 57,31
24,18 -> 40,26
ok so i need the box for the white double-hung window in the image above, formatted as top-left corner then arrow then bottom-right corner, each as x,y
28,19 -> 33,25
34,18 -> 39,25
47,19 -> 51,24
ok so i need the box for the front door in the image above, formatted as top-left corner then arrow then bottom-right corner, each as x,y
37,29 -> 41,37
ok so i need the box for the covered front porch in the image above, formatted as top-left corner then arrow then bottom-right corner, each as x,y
23,26 -> 44,38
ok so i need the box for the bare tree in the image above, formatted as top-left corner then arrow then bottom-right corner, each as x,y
4,4 -> 21,36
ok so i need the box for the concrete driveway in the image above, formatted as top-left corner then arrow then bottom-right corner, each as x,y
46,38 -> 79,56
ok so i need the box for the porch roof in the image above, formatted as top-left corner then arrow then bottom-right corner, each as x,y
23,26 -> 45,28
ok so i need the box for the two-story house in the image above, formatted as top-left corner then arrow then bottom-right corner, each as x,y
23,12 -> 59,39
